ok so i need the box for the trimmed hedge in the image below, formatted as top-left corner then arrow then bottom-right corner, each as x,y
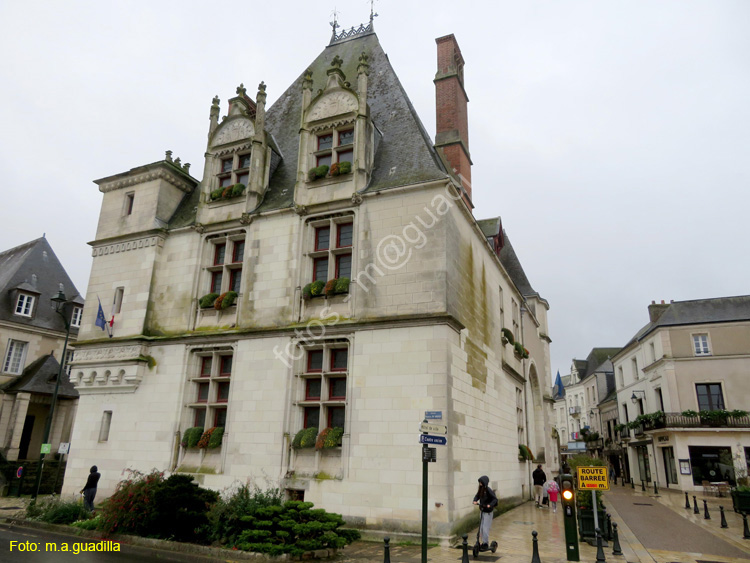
292,427 -> 318,449
182,426 -> 205,448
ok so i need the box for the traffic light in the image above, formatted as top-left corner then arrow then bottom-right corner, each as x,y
562,475 -> 575,503
560,473 -> 579,561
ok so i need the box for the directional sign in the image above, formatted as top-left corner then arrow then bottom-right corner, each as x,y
425,411 -> 442,420
40,443 -> 51,455
577,466 -> 609,490
58,442 -> 70,455
420,422 -> 448,434
419,434 -> 447,446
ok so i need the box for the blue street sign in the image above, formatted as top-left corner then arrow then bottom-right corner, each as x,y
425,411 -> 442,420
419,434 -> 447,446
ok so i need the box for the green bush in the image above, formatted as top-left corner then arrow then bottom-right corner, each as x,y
199,293 -> 219,308
71,515 -> 101,530
234,500 -> 359,556
501,328 -> 514,344
334,277 -> 350,294
567,454 -> 605,472
308,165 -> 329,181
310,280 -> 325,297
292,427 -> 318,449
316,427 -> 344,450
231,183 -> 246,197
214,291 -> 238,310
182,426 -> 205,448
149,474 -> 219,544
324,279 -> 337,297
98,469 -> 165,536
210,188 -> 225,200
338,161 -> 351,174
208,482 -> 284,546
518,444 -> 534,461
514,341 -> 525,357
302,283 -> 313,300
26,497 -> 89,525
329,162 -> 341,176
208,426 -> 225,449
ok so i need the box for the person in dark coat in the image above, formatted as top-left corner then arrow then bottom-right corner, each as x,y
532,464 -> 546,507
80,466 -> 101,512
473,476 -> 498,549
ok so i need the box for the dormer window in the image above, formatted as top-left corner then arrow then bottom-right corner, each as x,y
217,152 -> 251,189
15,294 -> 34,317
71,306 -> 83,328
315,129 -> 354,168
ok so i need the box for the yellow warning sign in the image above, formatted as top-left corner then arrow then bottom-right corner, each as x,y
577,466 -> 609,490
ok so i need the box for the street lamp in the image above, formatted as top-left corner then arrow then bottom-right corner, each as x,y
32,285 -> 73,499
630,390 -> 645,405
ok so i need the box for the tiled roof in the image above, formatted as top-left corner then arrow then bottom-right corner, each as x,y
1,354 -> 78,398
497,230 -> 536,297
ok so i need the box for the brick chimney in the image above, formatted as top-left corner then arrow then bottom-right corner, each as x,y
434,34 -> 472,201
648,300 -> 670,323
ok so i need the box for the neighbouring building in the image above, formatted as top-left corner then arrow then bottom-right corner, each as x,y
0,237 -> 82,463
613,297 -> 750,492
63,19 -> 554,540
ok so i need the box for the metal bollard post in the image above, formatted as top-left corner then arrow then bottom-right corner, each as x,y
743,513 -> 750,540
693,495 -> 700,514
461,534 -> 470,563
606,513 -> 613,541
631,479 -> 635,490
611,523 -> 623,556
653,481 -> 659,495
595,528 -> 606,563
703,499 -> 711,520
641,480 -> 646,492
531,530 -> 542,563
684,491 -> 691,509
384,537 -> 391,563
720,506 -> 728,529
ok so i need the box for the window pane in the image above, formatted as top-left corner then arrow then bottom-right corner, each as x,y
337,149 -> 353,164
329,377 -> 346,399
315,227 -> 330,251
217,382 -> 230,402
239,154 -> 251,168
194,409 -> 206,428
318,134 -> 333,150
220,356 -> 232,376
307,350 -> 323,372
200,357 -> 212,377
219,175 -> 233,187
3,341 -> 26,374
237,173 -> 249,187
338,130 -> 354,146
329,406 -> 345,429
336,254 -> 352,279
71,307 -> 82,327
230,269 -> 242,293
709,385 -> 724,410
331,349 -> 348,371
304,407 -> 320,429
211,271 -> 223,293
16,294 -> 33,316
314,258 -> 328,282
233,241 -> 245,262
197,382 -> 209,402
214,244 -> 226,265
317,154 -> 332,168
337,223 -> 353,247
215,408 -> 227,428
221,158 -> 233,172
306,378 -> 321,400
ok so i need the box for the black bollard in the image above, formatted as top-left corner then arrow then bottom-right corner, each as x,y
606,513 -> 613,541
703,499 -> 711,520
720,506 -> 728,529
685,491 -> 691,509
693,495 -> 700,514
461,533 -> 470,563
595,528 -> 606,563
631,479 -> 635,489
384,537 -> 391,563
743,513 -> 750,540
641,480 -> 646,492
611,523 -> 623,556
621,476 -> 625,487
654,481 -> 659,495
531,530 -> 542,563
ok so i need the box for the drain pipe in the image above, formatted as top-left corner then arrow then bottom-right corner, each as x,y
521,303 -> 532,499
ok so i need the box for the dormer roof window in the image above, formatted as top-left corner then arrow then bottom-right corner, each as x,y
15,293 -> 35,317
315,129 -> 354,169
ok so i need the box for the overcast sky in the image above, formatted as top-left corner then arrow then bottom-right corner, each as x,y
1,1 -> 748,383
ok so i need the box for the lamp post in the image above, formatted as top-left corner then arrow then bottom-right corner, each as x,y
32,287 -> 72,499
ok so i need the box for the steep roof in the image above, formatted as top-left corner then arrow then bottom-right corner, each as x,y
572,347 -> 619,382
1,355 -> 78,398
497,230 -> 537,298
0,237 -> 82,334
477,217 -> 501,239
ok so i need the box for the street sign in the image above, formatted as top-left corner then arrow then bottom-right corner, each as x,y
423,447 -> 437,463
425,411 -> 442,420
16,467 -> 23,478
58,442 -> 70,455
419,422 -> 447,434
577,466 -> 609,490
40,443 -> 51,455
419,434 -> 447,446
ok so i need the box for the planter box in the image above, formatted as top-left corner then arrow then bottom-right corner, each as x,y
731,490 -> 750,514
577,508 -> 608,542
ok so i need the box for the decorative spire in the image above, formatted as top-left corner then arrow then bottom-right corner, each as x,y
329,8 -> 340,41
236,83 -> 247,97
211,95 -> 220,108
357,51 -> 370,76
165,150 -> 173,163
302,68 -> 313,91
369,0 -> 378,26
256,81 -> 267,104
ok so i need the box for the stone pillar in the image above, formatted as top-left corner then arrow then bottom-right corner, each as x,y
6,393 -> 31,461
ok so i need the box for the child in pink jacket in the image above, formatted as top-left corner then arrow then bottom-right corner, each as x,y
547,479 -> 559,513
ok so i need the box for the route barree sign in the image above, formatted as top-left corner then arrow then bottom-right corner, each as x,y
576,466 -> 609,490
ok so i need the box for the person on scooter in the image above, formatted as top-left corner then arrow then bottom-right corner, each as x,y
473,475 -> 498,550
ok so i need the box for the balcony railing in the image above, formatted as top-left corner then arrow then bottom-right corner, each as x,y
646,412 -> 750,430
569,406 -> 581,416
618,427 -> 630,439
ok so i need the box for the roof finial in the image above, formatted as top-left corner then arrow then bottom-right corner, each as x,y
369,0 -> 378,26
236,83 -> 247,97
330,7 -> 340,40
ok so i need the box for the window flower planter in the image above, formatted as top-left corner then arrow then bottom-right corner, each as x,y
307,161 -> 352,182
518,444 -> 534,461
292,427 -> 318,449
199,293 -> 219,309
214,291 -> 237,310
197,426 -> 224,449
513,341 -> 529,359
501,328 -> 514,346
308,165 -> 329,181
210,183 -> 246,201
303,278 -> 349,300
181,426 -> 204,449
315,427 -> 344,450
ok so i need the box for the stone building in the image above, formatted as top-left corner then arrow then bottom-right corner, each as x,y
0,237 -> 82,462
63,21 -> 553,539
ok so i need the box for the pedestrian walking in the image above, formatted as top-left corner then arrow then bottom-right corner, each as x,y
533,464 -> 547,507
80,465 -> 100,512
473,475 -> 498,550
547,479 -> 559,513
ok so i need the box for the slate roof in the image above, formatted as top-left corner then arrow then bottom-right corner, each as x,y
0,237 -> 82,334
571,348 -> 619,382
1,355 -> 78,399
497,230 -> 537,298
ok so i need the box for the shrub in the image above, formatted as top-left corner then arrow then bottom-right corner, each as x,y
98,469 -> 165,536
210,188 -> 225,201
302,283 -> 313,300
199,293 -> 219,308
71,515 -> 102,530
334,277 -> 350,294
681,409 -> 698,417
310,280 -> 325,297
221,186 -> 233,198
338,161 -> 352,174
149,474 -> 219,544
208,482 -> 284,546
198,427 -> 219,449
514,341 -> 525,357
316,427 -> 344,450
231,183 -> 246,197
324,279 -> 337,297
234,500 -> 359,556
308,165 -> 329,181
26,497 -> 90,525
292,427 -> 318,449
182,426 -> 205,448
518,444 -> 534,461
214,291 -> 238,310
522,347 -> 530,359
567,454 -> 605,472
208,426 -> 225,449
501,328 -> 514,344
329,162 -> 340,176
